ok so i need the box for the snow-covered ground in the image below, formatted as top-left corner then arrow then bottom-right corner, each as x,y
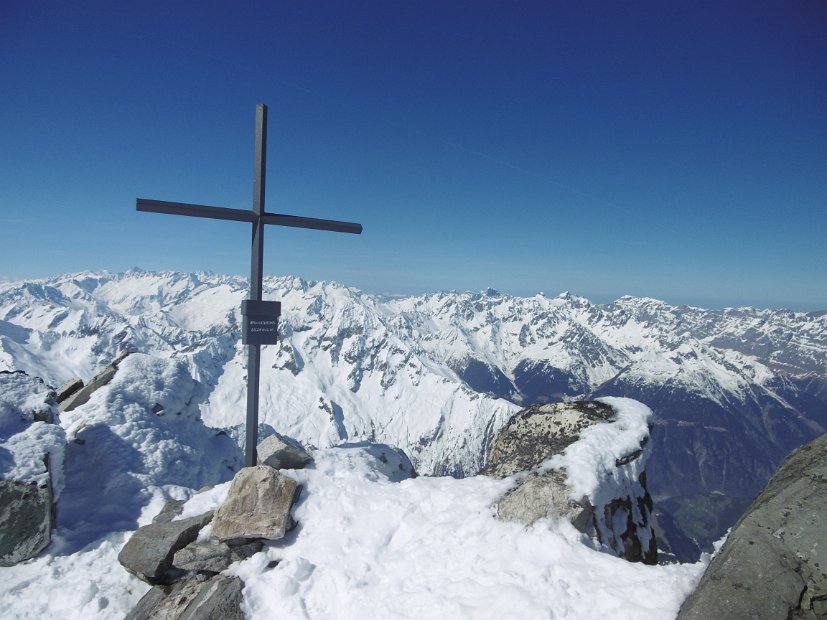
231,446 -> 706,619
1,360 -> 707,619
1,446 -> 707,620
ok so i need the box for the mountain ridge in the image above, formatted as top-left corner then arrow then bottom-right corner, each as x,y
1,269 -> 825,560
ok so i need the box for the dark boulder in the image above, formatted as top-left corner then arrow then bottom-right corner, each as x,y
678,432 -> 827,619
0,479 -> 53,566
118,511 -> 213,585
125,574 -> 245,620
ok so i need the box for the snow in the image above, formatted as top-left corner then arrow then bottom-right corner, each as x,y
11,270 -> 820,616
224,446 -> 703,619
0,356 -> 707,619
545,397 -> 652,503
0,442 -> 708,618
0,371 -> 65,494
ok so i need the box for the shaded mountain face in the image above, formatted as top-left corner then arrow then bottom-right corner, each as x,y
2,271 -> 825,561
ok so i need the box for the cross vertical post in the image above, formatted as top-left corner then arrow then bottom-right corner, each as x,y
136,104 -> 362,467
246,103 -> 267,467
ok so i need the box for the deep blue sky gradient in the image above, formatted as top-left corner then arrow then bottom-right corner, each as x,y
1,1 -> 825,309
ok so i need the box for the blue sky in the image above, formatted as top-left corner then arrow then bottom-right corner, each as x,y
1,1 -> 825,310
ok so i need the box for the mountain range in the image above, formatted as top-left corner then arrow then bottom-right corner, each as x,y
2,269 -> 824,561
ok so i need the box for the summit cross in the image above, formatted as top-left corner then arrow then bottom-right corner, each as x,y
136,103 -> 362,466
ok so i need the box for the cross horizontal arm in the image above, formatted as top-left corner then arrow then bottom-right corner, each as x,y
137,199 -> 257,223
261,212 -> 363,234
137,199 -> 362,234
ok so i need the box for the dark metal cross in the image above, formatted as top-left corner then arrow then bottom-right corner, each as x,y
136,103 -> 362,467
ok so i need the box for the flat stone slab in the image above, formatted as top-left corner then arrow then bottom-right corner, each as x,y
211,466 -> 300,544
55,378 -> 84,404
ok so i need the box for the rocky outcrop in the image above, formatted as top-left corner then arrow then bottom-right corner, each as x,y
0,371 -> 64,566
55,378 -> 83,404
495,469 -> 594,533
483,399 -> 658,564
257,432 -> 313,470
678,432 -> 827,619
211,466 -> 300,543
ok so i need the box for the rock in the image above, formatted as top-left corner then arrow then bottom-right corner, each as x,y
59,365 -> 118,412
211,466 -> 300,544
173,539 -> 262,574
125,574 -> 245,620
152,499 -> 186,525
118,512 -> 213,585
678,432 -> 827,619
0,479 -> 53,566
0,371 -> 63,566
483,400 -> 657,564
338,441 -> 417,482
124,585 -> 168,620
257,433 -> 313,470
58,353 -> 132,413
55,378 -> 84,404
481,400 -> 614,478
496,470 -> 595,535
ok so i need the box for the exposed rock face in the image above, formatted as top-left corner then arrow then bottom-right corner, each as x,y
125,574 -> 245,620
0,480 -> 53,566
483,400 -> 657,564
678,432 -> 827,619
211,465 -> 300,544
117,511 -> 213,585
257,433 -> 313,470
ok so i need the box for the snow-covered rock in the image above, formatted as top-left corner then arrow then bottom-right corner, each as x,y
484,398 -> 657,563
0,371 -> 64,565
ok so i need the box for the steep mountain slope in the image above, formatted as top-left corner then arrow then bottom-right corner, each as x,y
2,270 -> 824,560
